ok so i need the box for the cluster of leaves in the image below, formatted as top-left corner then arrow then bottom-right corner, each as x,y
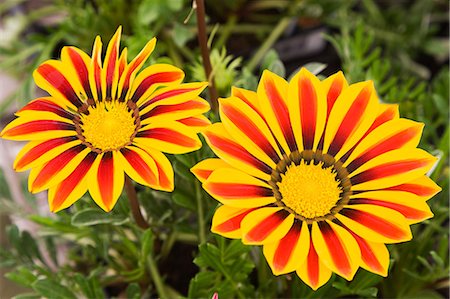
0,0 -> 448,298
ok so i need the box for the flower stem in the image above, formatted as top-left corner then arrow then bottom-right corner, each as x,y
195,0 -> 218,111
124,176 -> 150,229
195,178 -> 206,244
147,251 -> 169,299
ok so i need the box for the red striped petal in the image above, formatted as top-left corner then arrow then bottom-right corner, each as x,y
221,101 -> 279,162
298,75 -> 318,150
142,100 -> 208,119
214,208 -> 255,233
2,120 -> 75,137
206,182 -> 273,199
36,64 -> 83,107
350,158 -> 432,186
319,221 -> 352,278
350,198 -> 430,221
131,72 -> 184,102
346,125 -> 423,173
272,223 -> 302,271
137,127 -> 198,148
32,144 -> 85,191
97,152 -> 115,207
51,152 -> 96,211
66,47 -> 93,99
246,210 -> 290,243
340,208 -> 408,240
17,99 -> 73,119
328,86 -> 372,156
121,147 -> 157,186
15,136 -> 77,170
204,129 -> 272,175
261,73 -> 296,151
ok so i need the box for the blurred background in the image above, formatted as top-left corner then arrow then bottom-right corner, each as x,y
0,0 -> 448,298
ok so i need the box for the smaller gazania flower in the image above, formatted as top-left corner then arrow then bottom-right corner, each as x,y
1,27 -> 210,212
192,68 -> 441,290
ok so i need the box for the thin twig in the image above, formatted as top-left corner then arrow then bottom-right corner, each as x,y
124,176 -> 149,229
194,0 -> 219,111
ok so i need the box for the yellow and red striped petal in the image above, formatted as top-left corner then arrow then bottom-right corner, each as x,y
346,229 -> 389,276
89,36 -> 104,100
130,64 -> 185,104
33,60 -> 84,109
177,115 -> 211,131
386,175 -> 442,201
344,119 -> 424,172
13,137 -> 80,171
135,121 -> 201,154
101,27 -> 121,99
118,47 -> 127,79
28,144 -> 90,193
202,123 -> 272,181
203,168 -> 275,208
140,97 -> 210,125
118,145 -> 159,188
211,205 -> 256,239
288,68 -> 327,151
15,97 -> 74,120
337,204 -> 412,243
257,70 -> 296,153
312,221 -> 360,280
349,190 -> 433,224
350,149 -> 438,190
323,81 -> 379,160
322,71 -> 348,118
296,235 -> 332,290
144,147 -> 174,191
231,86 -> 261,115
61,46 -> 95,100
0,116 -> 76,140
263,221 -> 310,275
219,97 -> 282,167
118,38 -> 156,100
88,151 -> 124,212
138,82 -> 207,113
191,158 -> 231,183
48,151 -> 97,212
241,207 -> 294,245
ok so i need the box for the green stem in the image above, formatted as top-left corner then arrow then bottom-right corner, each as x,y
246,17 -> 292,71
147,252 -> 169,299
195,178 -> 206,244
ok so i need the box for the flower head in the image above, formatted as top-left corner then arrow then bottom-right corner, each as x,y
1,27 -> 210,212
191,68 -> 440,290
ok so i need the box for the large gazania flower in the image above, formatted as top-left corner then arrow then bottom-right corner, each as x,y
192,68 -> 440,290
1,27 -> 210,212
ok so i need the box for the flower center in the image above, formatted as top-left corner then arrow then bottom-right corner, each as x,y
277,161 -> 341,219
270,150 -> 351,222
77,99 -> 139,152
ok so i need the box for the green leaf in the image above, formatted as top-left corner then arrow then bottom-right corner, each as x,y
5,266 -> 37,287
172,192 -> 196,211
71,208 -> 128,226
12,293 -> 41,299
126,283 -> 142,299
32,279 -> 77,299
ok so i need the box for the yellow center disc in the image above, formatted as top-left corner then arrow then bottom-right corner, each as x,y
80,100 -> 136,151
277,161 -> 341,219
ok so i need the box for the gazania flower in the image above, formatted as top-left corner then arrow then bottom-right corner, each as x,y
192,68 -> 440,290
1,27 -> 210,212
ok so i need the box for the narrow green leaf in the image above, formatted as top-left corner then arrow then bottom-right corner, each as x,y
71,208 -> 128,226
32,279 -> 77,299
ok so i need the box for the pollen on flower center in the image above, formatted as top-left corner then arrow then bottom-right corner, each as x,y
79,100 -> 137,151
277,161 -> 342,219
